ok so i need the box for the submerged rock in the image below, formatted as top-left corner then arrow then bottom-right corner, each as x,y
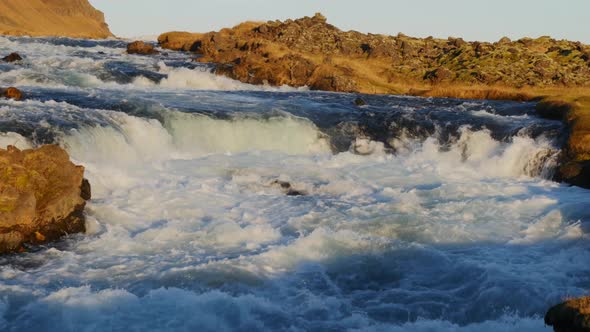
0,145 -> 91,253
270,180 -> 306,196
2,52 -> 22,63
545,297 -> 590,332
127,41 -> 160,55
353,97 -> 367,106
1,87 -> 22,100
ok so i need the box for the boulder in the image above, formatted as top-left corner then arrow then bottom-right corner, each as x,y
127,41 -> 160,55
557,161 -> 590,188
424,67 -> 454,84
545,297 -> 590,332
0,145 -> 91,253
2,52 -> 22,62
497,36 -> 512,45
1,87 -> 23,100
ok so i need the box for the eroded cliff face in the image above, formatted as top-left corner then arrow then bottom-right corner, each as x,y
0,0 -> 112,39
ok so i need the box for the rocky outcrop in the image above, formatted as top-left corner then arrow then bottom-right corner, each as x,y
158,14 -> 590,189
0,145 -> 91,253
536,97 -> 590,189
0,0 -> 112,39
545,297 -> 590,332
158,13 -> 590,94
0,87 -> 22,100
127,41 -> 159,55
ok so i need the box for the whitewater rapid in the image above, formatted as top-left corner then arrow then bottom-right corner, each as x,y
0,36 -> 589,332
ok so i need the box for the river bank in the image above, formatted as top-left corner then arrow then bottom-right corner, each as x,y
158,14 -> 590,189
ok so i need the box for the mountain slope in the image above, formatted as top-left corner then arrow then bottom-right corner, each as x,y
0,0 -> 112,38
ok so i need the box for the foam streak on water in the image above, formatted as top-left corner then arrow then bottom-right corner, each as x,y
0,36 -> 589,332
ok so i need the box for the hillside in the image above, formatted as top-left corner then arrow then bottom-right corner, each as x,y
0,0 -> 112,39
158,13 -> 590,95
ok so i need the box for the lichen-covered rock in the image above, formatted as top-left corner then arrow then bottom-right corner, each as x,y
158,14 -> 590,94
0,145 -> 90,253
127,41 -> 159,55
545,297 -> 590,332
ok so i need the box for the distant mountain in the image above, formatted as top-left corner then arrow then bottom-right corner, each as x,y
0,0 -> 112,39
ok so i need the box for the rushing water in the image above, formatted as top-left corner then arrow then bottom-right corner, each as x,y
0,36 -> 589,332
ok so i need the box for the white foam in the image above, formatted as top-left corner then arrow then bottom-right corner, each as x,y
154,62 -> 307,91
0,132 -> 32,149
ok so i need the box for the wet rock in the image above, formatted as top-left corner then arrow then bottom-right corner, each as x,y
556,161 -> 590,189
127,41 -> 160,55
2,52 -> 22,62
545,297 -> 590,332
0,145 -> 90,253
1,87 -> 23,100
535,100 -> 570,120
80,178 -> 92,200
270,180 -> 306,196
354,97 -> 367,106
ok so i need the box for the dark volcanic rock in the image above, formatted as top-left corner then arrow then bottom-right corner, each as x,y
545,297 -> 590,332
536,100 -> 570,120
354,97 -> 367,106
2,52 -> 22,62
556,161 -> 590,189
270,180 -> 306,196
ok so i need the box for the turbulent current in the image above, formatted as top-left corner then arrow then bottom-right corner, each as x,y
0,36 -> 589,332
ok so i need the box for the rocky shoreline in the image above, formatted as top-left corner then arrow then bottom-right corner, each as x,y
158,13 -> 590,93
157,14 -> 590,190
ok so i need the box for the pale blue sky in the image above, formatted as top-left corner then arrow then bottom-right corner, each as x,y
90,0 -> 590,43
